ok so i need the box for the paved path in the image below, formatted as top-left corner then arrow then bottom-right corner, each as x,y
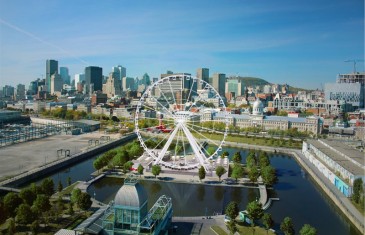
172,215 -> 227,235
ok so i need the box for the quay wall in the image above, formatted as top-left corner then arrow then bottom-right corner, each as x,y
1,133 -> 136,187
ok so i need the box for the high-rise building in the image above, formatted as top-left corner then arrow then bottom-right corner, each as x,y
122,77 -> 135,91
85,66 -> 103,94
196,68 -> 209,82
325,72 -> 365,110
74,73 -> 85,88
16,84 -> 25,100
112,65 -> 126,81
103,73 -> 122,98
50,72 -> 63,95
141,73 -> 151,86
212,73 -> 226,96
226,79 -> 245,97
46,59 -> 58,92
60,67 -> 71,85
2,85 -> 15,98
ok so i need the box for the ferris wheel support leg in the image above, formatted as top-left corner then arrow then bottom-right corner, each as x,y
180,124 -> 209,172
154,124 -> 181,165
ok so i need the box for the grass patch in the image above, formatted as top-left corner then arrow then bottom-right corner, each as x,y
194,132 -> 302,149
55,182 -> 78,197
237,224 -> 276,235
211,225 -> 228,235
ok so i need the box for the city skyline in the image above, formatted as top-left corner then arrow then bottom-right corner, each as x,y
0,0 -> 363,89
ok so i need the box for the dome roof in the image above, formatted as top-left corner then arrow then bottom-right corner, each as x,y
114,182 -> 148,208
252,99 -> 264,109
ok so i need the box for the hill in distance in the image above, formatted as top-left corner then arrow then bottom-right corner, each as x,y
227,76 -> 311,93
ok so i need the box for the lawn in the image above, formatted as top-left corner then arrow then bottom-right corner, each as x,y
194,132 -> 302,149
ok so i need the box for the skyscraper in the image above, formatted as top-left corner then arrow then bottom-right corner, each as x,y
212,73 -> 226,96
196,68 -> 209,83
74,74 -> 85,87
50,72 -> 63,95
112,65 -> 126,81
85,66 -> 103,94
46,59 -> 58,92
16,84 -> 25,100
60,67 -> 71,85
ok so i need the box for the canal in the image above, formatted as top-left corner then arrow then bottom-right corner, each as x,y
15,146 -> 362,235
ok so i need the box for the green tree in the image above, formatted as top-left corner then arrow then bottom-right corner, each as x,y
225,201 -> 239,221
261,165 -> 277,186
7,217 -> 16,235
31,220 -> 39,235
3,192 -> 22,217
67,176 -> 72,186
259,151 -> 270,168
68,202 -> 74,215
152,165 -> 162,178
78,192 -> 92,211
57,181 -> 63,193
232,152 -> 242,163
215,166 -> 227,181
246,200 -> 263,226
93,158 -> 104,173
352,178 -> 363,204
40,178 -> 54,196
128,144 -> 144,158
246,153 -> 257,169
226,220 -> 238,235
19,187 -> 36,206
123,161 -> 134,173
71,188 -> 82,205
248,166 -> 260,183
0,201 -> 7,224
222,151 -> 229,158
137,164 -> 144,175
32,194 -> 51,216
16,203 -> 34,224
231,164 -> 244,182
29,183 -> 39,195
262,213 -> 274,234
198,166 -> 206,181
299,224 -> 317,235
280,217 -> 295,235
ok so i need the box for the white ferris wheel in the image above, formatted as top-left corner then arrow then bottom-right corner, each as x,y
135,75 -> 229,171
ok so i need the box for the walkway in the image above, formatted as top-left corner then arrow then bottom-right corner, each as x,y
77,174 -> 105,193
172,215 -> 227,235
0,186 -> 20,193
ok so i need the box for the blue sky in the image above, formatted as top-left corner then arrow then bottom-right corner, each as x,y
0,0 -> 363,89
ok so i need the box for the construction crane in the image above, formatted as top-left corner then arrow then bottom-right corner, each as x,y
344,59 -> 364,73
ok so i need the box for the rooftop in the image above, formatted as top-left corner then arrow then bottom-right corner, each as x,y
320,139 -> 364,167
307,139 -> 364,176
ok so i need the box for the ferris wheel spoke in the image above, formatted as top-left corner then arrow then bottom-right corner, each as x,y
184,121 -> 226,135
167,79 -> 177,109
150,98 -> 176,118
183,123 -> 222,148
140,103 -> 172,118
179,128 -> 187,165
155,123 -> 181,165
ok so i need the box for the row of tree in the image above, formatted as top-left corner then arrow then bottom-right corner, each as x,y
93,141 -> 144,172
225,200 -> 317,235
245,150 -> 277,185
352,178 -> 364,211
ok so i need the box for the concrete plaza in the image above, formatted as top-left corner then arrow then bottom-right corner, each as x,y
0,132 -> 120,179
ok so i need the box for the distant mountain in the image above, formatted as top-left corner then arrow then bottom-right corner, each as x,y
228,76 -> 270,86
228,76 -> 311,93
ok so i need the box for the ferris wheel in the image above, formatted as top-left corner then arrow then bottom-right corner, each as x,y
135,75 -> 229,171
